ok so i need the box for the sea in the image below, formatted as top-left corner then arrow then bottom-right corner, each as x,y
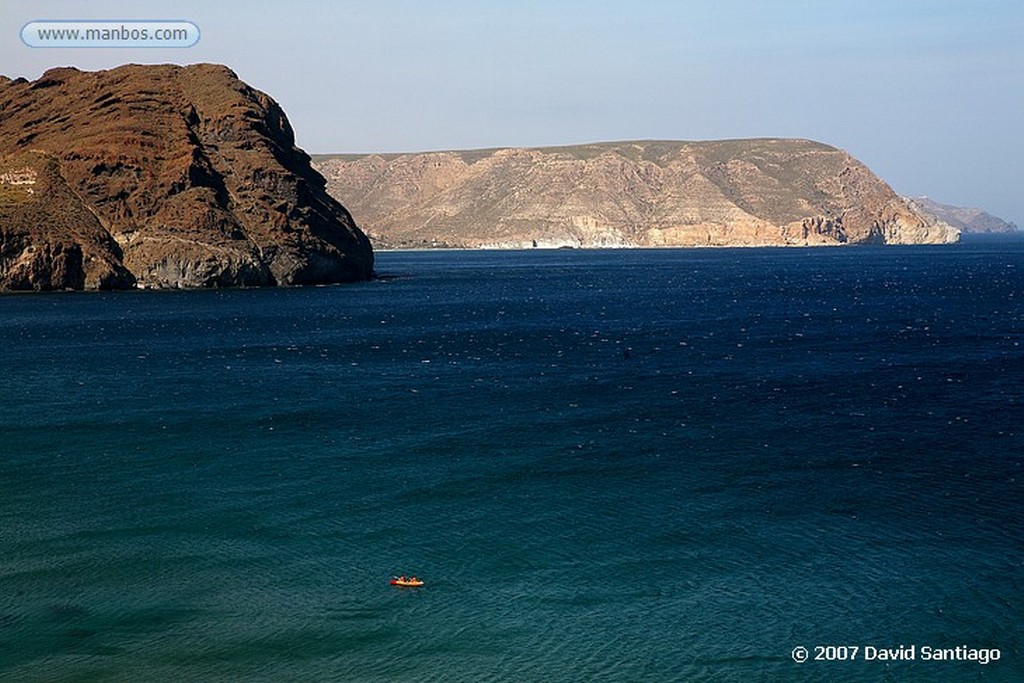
1,241 -> 1022,682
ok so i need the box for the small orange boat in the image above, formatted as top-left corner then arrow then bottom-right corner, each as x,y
390,576 -> 424,587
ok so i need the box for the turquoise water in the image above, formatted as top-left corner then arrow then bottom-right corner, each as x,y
1,245 -> 1022,681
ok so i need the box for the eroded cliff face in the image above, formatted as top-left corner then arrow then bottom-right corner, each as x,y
314,140 -> 959,249
0,64 -> 373,291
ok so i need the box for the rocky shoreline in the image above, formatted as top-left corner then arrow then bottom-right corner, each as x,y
3,64 -> 980,293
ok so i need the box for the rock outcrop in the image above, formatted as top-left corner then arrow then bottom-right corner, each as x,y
313,140 -> 959,249
907,197 -> 1018,234
1,64 -> 373,291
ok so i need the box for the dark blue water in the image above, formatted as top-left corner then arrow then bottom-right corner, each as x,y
1,244 -> 1022,681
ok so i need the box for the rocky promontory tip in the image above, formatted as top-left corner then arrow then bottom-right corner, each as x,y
907,197 -> 1018,234
314,140 -> 960,249
1,63 -> 373,291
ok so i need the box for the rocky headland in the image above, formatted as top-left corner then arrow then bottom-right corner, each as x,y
907,197 -> 1017,234
0,63 -> 373,291
313,140 -> 959,249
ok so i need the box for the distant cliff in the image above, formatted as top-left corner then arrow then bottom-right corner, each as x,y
0,63 -> 373,291
907,197 -> 1018,234
313,140 -> 958,249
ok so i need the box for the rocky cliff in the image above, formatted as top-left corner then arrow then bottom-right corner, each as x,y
313,140 -> 958,249
907,197 -> 1018,234
1,63 -> 373,291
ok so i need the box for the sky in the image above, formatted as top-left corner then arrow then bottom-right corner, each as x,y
3,0 -> 1022,225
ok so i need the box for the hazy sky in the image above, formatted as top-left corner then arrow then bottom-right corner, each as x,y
4,0 -> 1022,224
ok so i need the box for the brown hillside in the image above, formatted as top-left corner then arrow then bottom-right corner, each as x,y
314,140 -> 959,249
1,64 -> 373,291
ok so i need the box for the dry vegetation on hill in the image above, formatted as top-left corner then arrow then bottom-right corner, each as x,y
315,140 -> 958,249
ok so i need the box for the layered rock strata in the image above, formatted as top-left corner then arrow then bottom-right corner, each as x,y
314,140 -> 959,249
